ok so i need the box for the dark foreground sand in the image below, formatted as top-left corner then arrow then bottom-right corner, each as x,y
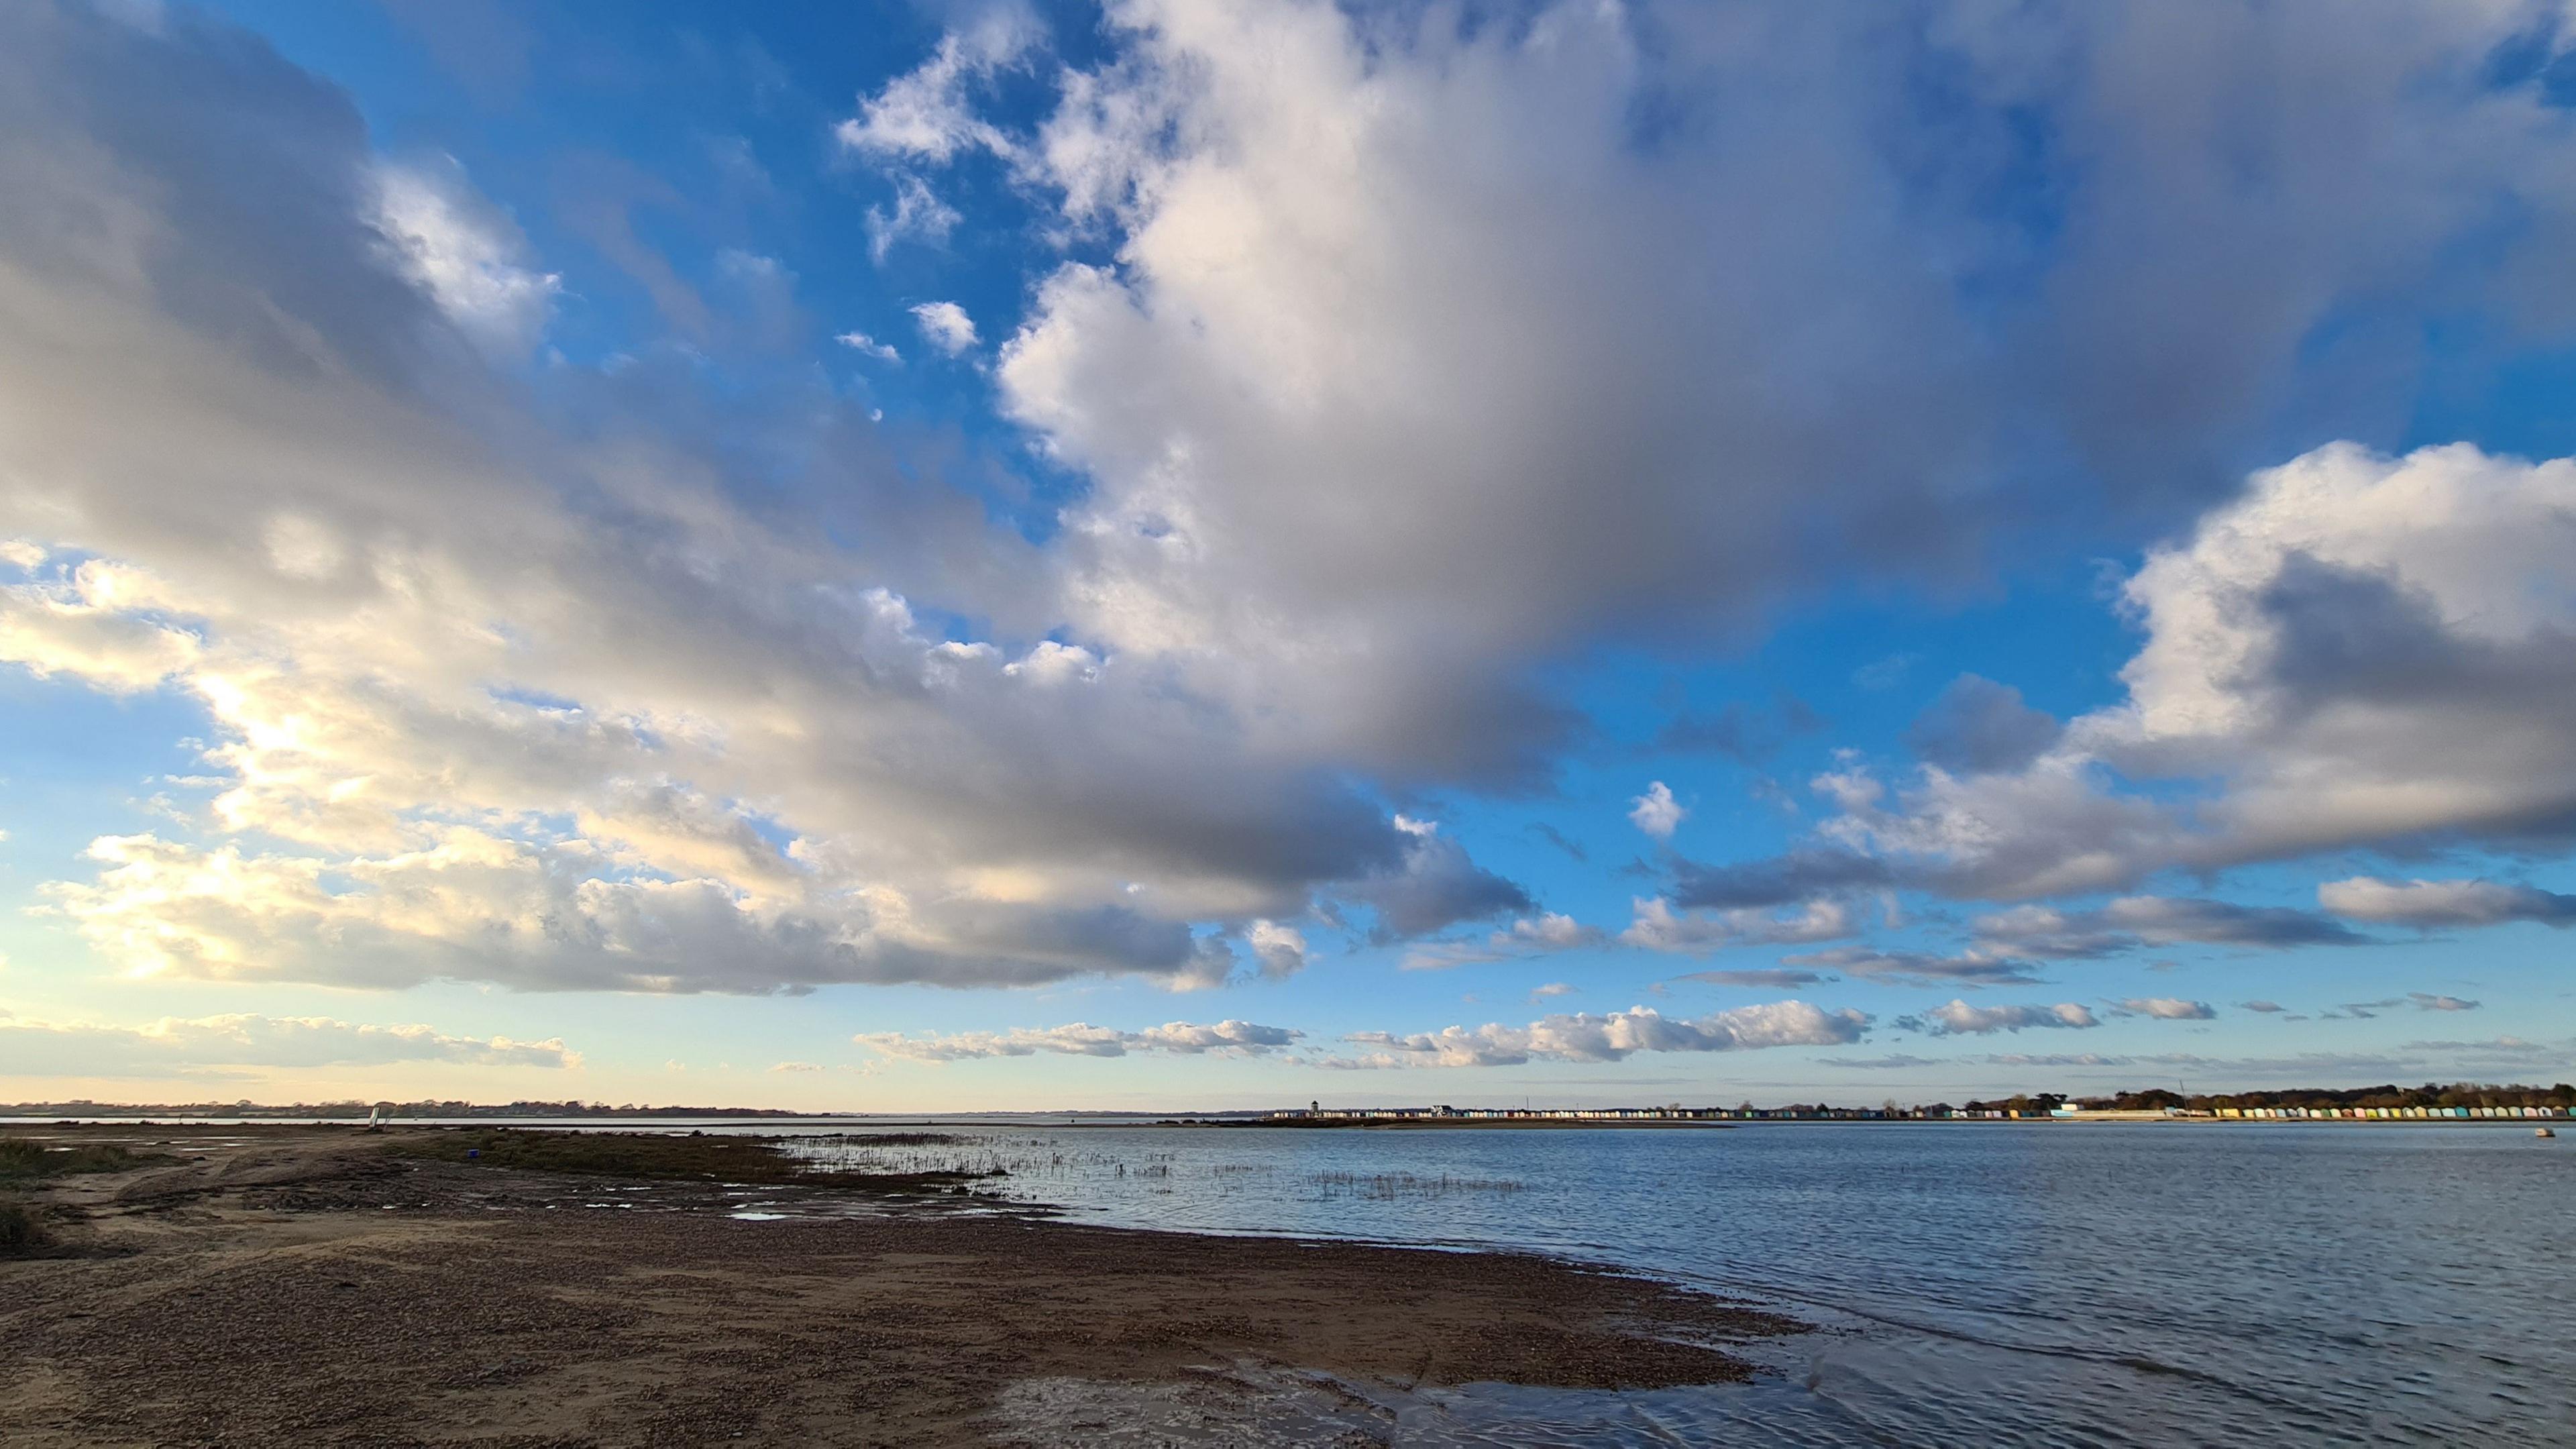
1,1126 -> 1800,1446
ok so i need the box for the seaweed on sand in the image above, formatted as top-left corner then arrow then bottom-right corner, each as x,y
382,1128 -> 998,1193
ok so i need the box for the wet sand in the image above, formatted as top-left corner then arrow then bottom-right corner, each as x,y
0,1125 -> 1799,1446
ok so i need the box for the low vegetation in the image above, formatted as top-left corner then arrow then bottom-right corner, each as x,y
0,1198 -> 48,1254
0,1138 -> 163,1181
383,1128 -> 996,1192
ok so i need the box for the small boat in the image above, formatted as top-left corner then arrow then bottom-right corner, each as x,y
2540,1127 -> 2557,1138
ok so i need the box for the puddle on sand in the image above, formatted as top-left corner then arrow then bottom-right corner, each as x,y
986,1361 -> 1778,1448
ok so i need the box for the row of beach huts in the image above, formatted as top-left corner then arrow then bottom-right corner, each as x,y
1271,1103 -> 2575,1122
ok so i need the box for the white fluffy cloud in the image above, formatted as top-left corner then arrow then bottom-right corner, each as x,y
1620,896 -> 1855,953
0,6 -> 1517,996
857,1018 -> 1299,1062
14,2 -> 2576,1017
1338,1000 -> 1869,1069
0,1009 -> 575,1076
910,300 -> 980,355
983,0 -> 2576,790
2116,998 -> 2218,1021
1244,918 -> 1307,979
1903,1000 -> 2100,1036
835,330 -> 901,363
371,159 -> 560,357
2320,877 -> 2576,929
1399,910 -> 1603,971
834,7 -> 1036,164
1727,443 -> 2576,905
1628,782 -> 1685,840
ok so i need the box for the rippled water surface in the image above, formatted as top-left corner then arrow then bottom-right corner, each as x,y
786,1122 -> 2573,1446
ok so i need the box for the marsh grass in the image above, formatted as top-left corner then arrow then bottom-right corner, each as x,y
1311,1170 -> 1524,1201
0,1139 -> 164,1181
0,1197 -> 48,1254
385,1128 -> 996,1192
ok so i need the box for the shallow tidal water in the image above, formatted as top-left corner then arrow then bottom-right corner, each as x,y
775,1121 -> 2573,1447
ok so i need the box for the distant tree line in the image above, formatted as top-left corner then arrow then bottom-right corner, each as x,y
0,1099 -> 822,1119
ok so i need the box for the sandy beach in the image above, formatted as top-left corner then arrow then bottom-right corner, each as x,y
0,1126 -> 1798,1446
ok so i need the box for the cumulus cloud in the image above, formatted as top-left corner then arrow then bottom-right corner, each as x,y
2114,998 -> 2218,1020
1900,1000 -> 2100,1036
13,1 -> 2576,1020
1628,782 -> 1685,840
0,3 -> 1494,996
1336,1000 -> 1869,1069
857,1018 -> 1299,1062
0,1010 -> 575,1076
1529,981 -> 1576,1001
2320,877 -> 2576,929
1906,676 -> 2060,776
1620,896 -> 1855,954
1347,818 -> 1532,942
1400,911 -> 1604,971
1244,918 -> 1307,979
1764,445 -> 2576,902
910,300 -> 979,355
989,1 -> 2576,792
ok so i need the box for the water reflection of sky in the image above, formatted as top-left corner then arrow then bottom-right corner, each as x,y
784,1122 -> 2572,1447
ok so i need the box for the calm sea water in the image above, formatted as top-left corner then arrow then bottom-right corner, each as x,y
779,1122 -> 2573,1447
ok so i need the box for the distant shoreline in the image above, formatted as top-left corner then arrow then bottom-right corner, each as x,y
3,1110 -> 2562,1130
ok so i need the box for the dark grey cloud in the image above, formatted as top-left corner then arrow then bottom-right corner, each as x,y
1906,676 -> 2061,776
1680,968 -> 1827,989
1671,849 -> 1893,910
1345,826 -> 1534,943
1973,897 -> 2367,959
1655,695 -> 1825,765
1784,945 -> 2043,987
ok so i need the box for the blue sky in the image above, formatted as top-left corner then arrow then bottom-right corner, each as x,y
3,0 -> 2575,1109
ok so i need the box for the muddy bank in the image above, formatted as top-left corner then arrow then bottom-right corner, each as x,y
0,1125 -> 1800,1446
